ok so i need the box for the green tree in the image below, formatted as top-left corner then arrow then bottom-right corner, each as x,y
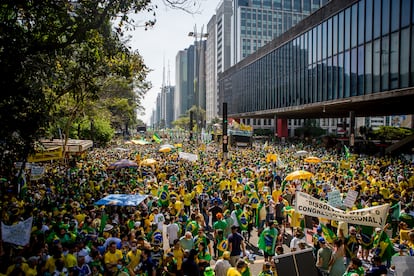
0,0 -> 195,174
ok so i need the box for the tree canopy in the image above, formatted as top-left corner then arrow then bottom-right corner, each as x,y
0,0 -> 197,174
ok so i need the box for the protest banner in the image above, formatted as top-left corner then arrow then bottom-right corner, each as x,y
1,217 -> 33,246
343,190 -> 359,208
295,192 -> 389,228
178,152 -> 198,162
31,165 -> 45,180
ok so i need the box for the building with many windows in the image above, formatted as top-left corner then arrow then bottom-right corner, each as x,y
219,0 -> 414,137
205,0 -> 328,125
231,0 -> 329,65
174,46 -> 195,120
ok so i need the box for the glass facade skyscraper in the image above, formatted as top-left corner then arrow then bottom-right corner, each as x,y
220,0 -> 414,118
232,0 -> 329,64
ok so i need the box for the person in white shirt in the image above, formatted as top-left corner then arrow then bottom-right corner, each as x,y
166,216 -> 180,248
214,251 -> 231,276
290,228 -> 307,252
152,208 -> 165,232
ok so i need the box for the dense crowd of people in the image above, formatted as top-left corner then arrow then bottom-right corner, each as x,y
0,135 -> 413,276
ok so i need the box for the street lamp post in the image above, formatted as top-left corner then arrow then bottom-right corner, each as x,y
188,25 -> 208,144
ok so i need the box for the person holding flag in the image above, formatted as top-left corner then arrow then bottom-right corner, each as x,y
258,221 -> 279,262
372,225 -> 395,268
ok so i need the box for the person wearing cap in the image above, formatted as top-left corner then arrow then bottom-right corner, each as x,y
312,225 -> 324,256
316,237 -> 332,276
214,251 -> 231,276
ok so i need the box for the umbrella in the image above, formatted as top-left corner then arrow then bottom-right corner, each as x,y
295,150 -> 308,156
160,144 -> 175,149
131,139 -> 150,145
304,156 -> 322,164
285,170 -> 314,181
159,147 -> 172,153
140,158 -> 157,166
94,194 -> 148,206
107,159 -> 138,170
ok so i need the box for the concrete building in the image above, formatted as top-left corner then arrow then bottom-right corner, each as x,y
174,46 -> 195,120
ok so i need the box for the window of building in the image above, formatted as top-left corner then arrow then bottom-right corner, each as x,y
338,53 -> 344,98
365,0 -> 373,41
358,0 -> 365,45
401,0 -> 411,27
400,28 -> 409,88
372,39 -> 381,92
357,45 -> 365,95
283,0 -> 292,11
373,0 -> 381,39
333,15 -> 338,55
365,42 -> 373,93
382,0 -> 390,36
391,0 -> 400,32
381,35 -> 390,91
338,12 -> 344,53
351,4 -> 358,48
390,32 -> 399,89
344,8 -> 351,50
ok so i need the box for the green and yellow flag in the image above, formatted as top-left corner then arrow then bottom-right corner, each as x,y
153,133 -> 161,143
320,223 -> 337,244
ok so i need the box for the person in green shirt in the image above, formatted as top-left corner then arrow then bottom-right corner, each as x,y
343,257 -> 365,276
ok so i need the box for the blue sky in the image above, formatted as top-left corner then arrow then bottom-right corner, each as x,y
127,0 -> 219,124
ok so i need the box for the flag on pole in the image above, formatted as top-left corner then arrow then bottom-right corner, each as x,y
344,145 -> 351,160
152,133 -> 161,143
320,223 -> 337,244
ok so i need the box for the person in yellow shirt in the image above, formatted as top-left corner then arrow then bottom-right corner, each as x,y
226,259 -> 247,276
104,241 -> 123,274
25,256 -> 39,276
6,256 -> 29,275
183,190 -> 195,214
64,244 -> 77,271
126,240 -> 141,274
42,244 -> 64,274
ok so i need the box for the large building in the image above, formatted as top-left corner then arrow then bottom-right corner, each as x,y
206,0 -> 233,123
218,0 -> 414,137
205,0 -> 329,124
174,46 -> 195,120
231,0 -> 329,65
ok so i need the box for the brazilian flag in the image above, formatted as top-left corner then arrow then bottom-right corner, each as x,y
158,188 -> 170,207
153,133 -> 162,143
238,211 -> 249,231
218,240 -> 228,252
320,223 -> 337,244
248,192 -> 259,208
